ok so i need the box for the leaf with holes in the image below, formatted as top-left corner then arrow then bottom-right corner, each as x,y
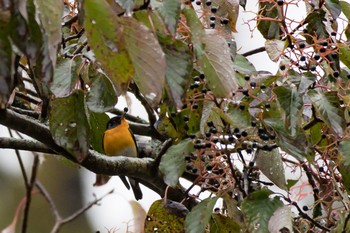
50,90 -> 90,162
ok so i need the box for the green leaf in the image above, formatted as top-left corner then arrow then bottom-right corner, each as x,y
35,0 -> 63,66
213,103 -> 251,130
256,149 -> 287,190
159,139 -> 194,187
200,103 -> 224,135
121,17 -> 166,107
0,35 -> 14,107
84,0 -> 134,95
210,214 -> 240,233
86,72 -> 118,113
262,101 -> 310,161
299,72 -> 316,94
88,111 -> 110,153
265,39 -> 286,62
305,11 -> 329,43
339,43 -> 350,68
340,1 -> 350,20
339,139 -> 350,166
232,54 -> 256,75
241,189 -> 284,233
51,59 -> 79,97
159,36 -> 192,109
183,7 -> 204,55
185,196 -> 219,233
200,31 -> 237,98
257,1 -> 281,39
50,90 -> 90,161
152,0 -> 181,35
325,0 -> 342,20
145,199 -> 188,232
307,90 -> 346,137
273,86 -> 303,137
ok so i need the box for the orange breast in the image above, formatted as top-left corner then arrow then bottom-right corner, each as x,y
103,120 -> 137,157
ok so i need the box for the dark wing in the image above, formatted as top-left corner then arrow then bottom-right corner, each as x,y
129,128 -> 139,155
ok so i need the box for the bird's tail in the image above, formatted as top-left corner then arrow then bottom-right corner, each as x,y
129,178 -> 143,200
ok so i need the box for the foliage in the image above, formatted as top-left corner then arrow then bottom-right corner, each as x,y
1,0 -> 350,232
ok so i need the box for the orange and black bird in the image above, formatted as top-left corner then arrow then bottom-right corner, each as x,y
95,108 -> 143,200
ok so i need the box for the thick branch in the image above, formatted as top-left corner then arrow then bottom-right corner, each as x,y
0,109 -> 186,201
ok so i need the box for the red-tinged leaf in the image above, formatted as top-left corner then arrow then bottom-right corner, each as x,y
120,16 -> 166,107
200,30 -> 237,98
84,0 -> 134,95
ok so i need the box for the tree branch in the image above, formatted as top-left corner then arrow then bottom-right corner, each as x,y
0,109 -> 187,202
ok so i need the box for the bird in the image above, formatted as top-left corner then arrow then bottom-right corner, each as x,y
94,108 -> 143,200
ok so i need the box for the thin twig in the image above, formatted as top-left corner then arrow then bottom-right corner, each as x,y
241,46 -> 266,57
50,189 -> 115,233
21,154 -> 40,233
35,181 -> 61,222
64,28 -> 85,42
8,129 -> 29,187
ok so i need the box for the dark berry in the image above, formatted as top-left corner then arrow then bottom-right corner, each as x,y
269,133 -> 276,140
260,133 -> 269,141
333,71 -> 339,78
192,103 -> 199,109
331,53 -> 338,59
265,103 -> 271,109
228,135 -> 235,142
258,127 -> 265,134
193,76 -> 200,81
207,121 -> 214,127
199,73 -> 205,79
183,115 -> 189,121
277,0 -> 283,6
331,31 -> 337,36
244,75 -> 250,81
280,65 -> 286,70
250,82 -> 256,88
242,89 -> 249,96
322,41 -> 328,46
209,22 -> 215,28
302,206 -> 308,211
211,6 -> 218,13
190,83 -> 199,89
201,88 -> 207,94
195,0 -> 201,5
205,131 -> 211,138
171,112 -> 176,117
300,56 -> 306,62
220,18 -> 229,25
206,164 -> 213,171
234,128 -> 240,133
241,131 -> 248,137
251,120 -> 257,127
192,167 -> 198,173
299,43 -> 306,49
205,142 -> 212,148
186,164 -> 193,170
212,136 -> 219,143
185,155 -> 191,161
189,133 -> 196,139
314,54 -> 320,60
182,104 -> 188,109
303,29 -> 308,33
239,104 -> 245,110
246,148 -> 252,154
347,74 -> 350,79
205,0 -> 212,6
310,66 -> 316,71
260,84 -> 266,89
249,161 -> 255,167
210,127 -> 217,134
184,124 -> 189,131
320,47 -> 326,53
209,16 -> 216,21
319,167 -> 324,172
235,133 -> 241,138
